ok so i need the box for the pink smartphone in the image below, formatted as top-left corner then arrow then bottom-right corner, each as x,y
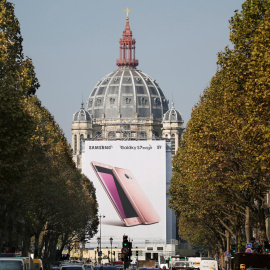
91,161 -> 142,227
113,166 -> 160,225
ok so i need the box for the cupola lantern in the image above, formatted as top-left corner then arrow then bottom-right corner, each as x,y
116,7 -> 138,69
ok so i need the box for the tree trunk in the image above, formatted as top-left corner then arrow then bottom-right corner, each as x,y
226,230 -> 230,270
34,233 -> 39,258
245,206 -> 250,243
258,199 -> 267,242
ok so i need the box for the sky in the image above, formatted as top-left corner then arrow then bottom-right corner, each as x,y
11,0 -> 245,145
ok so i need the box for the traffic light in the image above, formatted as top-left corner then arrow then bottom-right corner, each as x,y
231,244 -> 236,254
254,244 -> 262,253
123,235 -> 128,248
97,247 -> 99,253
264,241 -> 270,252
136,251 -> 138,256
120,253 -> 124,261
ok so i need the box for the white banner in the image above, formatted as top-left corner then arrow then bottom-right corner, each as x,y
82,140 -> 167,247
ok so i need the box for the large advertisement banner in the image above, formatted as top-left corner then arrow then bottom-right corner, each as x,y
82,140 -> 167,247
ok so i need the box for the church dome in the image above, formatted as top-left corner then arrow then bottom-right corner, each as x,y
86,69 -> 169,120
73,102 -> 91,122
163,102 -> 183,123
86,12 -> 169,121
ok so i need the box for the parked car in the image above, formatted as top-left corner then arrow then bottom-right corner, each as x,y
94,266 -> 118,270
173,262 -> 199,270
84,264 -> 93,270
61,264 -> 85,270
0,257 -> 29,270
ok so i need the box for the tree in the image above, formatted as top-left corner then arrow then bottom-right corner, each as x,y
169,0 -> 270,256
0,0 -> 39,250
0,2 -> 98,264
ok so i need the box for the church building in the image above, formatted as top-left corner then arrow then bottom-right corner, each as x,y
72,9 -> 184,170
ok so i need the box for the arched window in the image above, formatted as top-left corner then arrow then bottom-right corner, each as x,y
110,97 -> 115,105
74,135 -> 77,154
80,134 -> 84,154
108,131 -> 116,140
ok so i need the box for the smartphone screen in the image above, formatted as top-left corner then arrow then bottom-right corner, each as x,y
114,167 -> 160,224
95,165 -> 138,219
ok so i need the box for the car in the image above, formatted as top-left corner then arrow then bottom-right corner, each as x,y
94,266 -> 118,270
247,269 -> 267,270
84,264 -> 93,270
0,257 -> 29,270
172,262 -> 200,270
61,264 -> 85,270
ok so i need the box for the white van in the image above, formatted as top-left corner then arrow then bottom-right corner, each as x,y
0,257 -> 28,270
188,257 -> 218,270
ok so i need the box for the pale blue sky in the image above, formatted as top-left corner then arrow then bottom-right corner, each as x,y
11,0 -> 244,144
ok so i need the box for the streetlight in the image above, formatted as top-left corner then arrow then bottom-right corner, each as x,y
110,237 -> 113,263
98,215 -> 105,264
97,237 -> 100,265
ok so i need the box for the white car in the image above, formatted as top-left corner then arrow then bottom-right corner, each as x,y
0,257 -> 28,270
61,264 -> 85,270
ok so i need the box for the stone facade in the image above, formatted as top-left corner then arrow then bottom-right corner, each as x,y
71,15 -> 184,169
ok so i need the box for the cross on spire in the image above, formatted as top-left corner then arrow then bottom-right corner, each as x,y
124,7 -> 131,19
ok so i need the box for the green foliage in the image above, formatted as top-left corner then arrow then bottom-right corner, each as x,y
0,0 -> 98,262
169,0 -> 270,254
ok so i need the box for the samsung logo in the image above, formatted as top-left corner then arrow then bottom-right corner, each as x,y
88,146 -> 112,150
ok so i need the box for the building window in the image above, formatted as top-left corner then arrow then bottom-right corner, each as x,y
157,247 -> 163,251
126,97 -> 131,104
153,253 -> 158,262
139,132 -> 147,140
123,124 -> 130,130
171,134 -> 175,155
140,97 -> 147,105
74,135 -> 77,154
145,253 -> 151,260
80,134 -> 84,154
110,97 -> 115,105
96,98 -> 102,106
147,247 -> 153,250
154,97 -> 160,106
108,131 -> 116,140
